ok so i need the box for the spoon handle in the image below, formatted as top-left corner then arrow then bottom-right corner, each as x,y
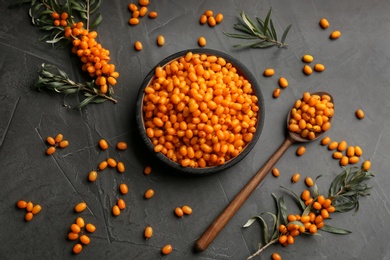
195,135 -> 295,252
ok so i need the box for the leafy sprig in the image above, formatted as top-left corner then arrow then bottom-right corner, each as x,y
14,0 -> 102,45
244,165 -> 374,259
224,8 -> 292,49
35,63 -> 117,109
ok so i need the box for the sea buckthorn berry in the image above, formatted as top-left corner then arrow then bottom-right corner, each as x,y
356,109 -> 365,119
301,190 -> 311,201
333,152 -> 343,159
287,214 -> 296,222
302,54 -> 314,63
199,14 -> 207,24
337,140 -> 347,151
215,13 -> 224,24
198,36 -> 206,47
76,217 -> 85,228
305,177 -> 314,187
17,200 -> 27,209
291,173 -> 301,183
112,205 -> 121,216
128,3 -> 137,11
75,202 -> 87,213
314,64 -> 325,72
303,65 -> 313,75
272,168 -> 280,177
119,183 -> 129,195
321,136 -> 331,145
182,205 -> 192,215
355,146 -> 363,156
144,189 -> 155,199
88,171 -> 98,182
80,235 -> 90,245
53,19 -> 60,26
319,18 -> 329,29
279,224 -> 287,234
296,146 -> 306,156
287,235 -> 294,244
25,212 -> 33,221
363,160 -> 371,171
278,235 -> 287,244
52,12 -> 60,19
139,0 -> 149,6
117,162 -> 125,173
99,139 -> 109,150
278,77 -> 288,88
144,226 -> 153,239
86,223 -> 96,233
347,146 -> 355,157
327,205 -> 336,213
328,141 -> 338,150
272,252 -> 282,260
330,30 -> 341,39
32,205 -> 42,215
107,158 -> 117,168
60,12 -> 68,20
313,201 -> 322,210
117,199 -> 126,210
340,156 -> 349,166
144,166 -> 152,175
129,17 -> 140,25
300,215 -> 310,223
68,232 -> 79,240
46,136 -> 56,145
322,199 -> 332,209
135,41 -> 143,51
73,243 -> 83,254
46,146 -> 56,155
157,35 -> 165,46
349,156 -> 359,164
161,244 -> 173,255
148,11 -> 158,18
59,140 -> 69,148
317,195 -> 325,205
71,223 -> 81,233
207,16 -> 216,27
309,224 -> 318,234
175,207 -> 184,217
204,10 -> 213,17
99,160 -> 108,170
263,68 -> 275,77
55,134 -> 63,143
321,209 -> 330,219
139,6 -> 148,16
273,88 -> 281,98
26,201 -> 33,212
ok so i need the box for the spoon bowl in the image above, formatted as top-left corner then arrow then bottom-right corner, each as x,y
195,91 -> 334,252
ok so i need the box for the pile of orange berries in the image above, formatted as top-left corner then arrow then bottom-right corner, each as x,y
16,200 -> 42,221
288,92 -> 334,140
128,0 -> 157,25
68,217 -> 96,254
51,12 -> 119,94
278,190 -> 335,247
46,134 -> 69,155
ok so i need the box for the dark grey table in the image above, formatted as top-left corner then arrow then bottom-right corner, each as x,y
1,0 -> 389,259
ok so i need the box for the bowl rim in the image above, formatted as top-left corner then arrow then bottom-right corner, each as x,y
135,48 -> 265,175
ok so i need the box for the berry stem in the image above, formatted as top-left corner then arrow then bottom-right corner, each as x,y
247,238 -> 279,260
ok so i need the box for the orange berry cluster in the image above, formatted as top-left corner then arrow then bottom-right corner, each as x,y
68,217 -> 96,254
199,10 -> 224,27
128,0 -> 157,26
321,137 -> 370,167
51,11 -> 68,27
46,134 -> 69,155
174,205 -> 193,217
16,200 -> 42,221
278,191 -> 335,247
288,92 -> 334,140
50,12 -> 119,94
112,184 -> 128,216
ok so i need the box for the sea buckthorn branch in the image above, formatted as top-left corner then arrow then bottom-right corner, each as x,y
35,63 -> 117,108
245,164 -> 374,259
224,8 -> 292,49
15,0 -> 119,108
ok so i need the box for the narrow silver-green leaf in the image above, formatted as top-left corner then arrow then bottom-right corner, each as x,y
321,224 -> 351,234
281,24 -> 292,45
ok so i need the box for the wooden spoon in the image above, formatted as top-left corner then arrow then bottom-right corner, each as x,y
194,92 -> 334,252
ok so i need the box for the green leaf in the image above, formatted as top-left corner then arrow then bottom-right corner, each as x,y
223,32 -> 259,39
321,224 -> 351,234
76,95 -> 97,109
280,186 -> 306,211
263,8 -> 272,37
251,41 -> 276,48
243,217 -> 257,228
90,13 -> 103,29
281,24 -> 292,45
278,196 -> 288,225
269,19 -> 277,41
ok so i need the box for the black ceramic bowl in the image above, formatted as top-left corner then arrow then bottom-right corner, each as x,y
135,49 -> 265,175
